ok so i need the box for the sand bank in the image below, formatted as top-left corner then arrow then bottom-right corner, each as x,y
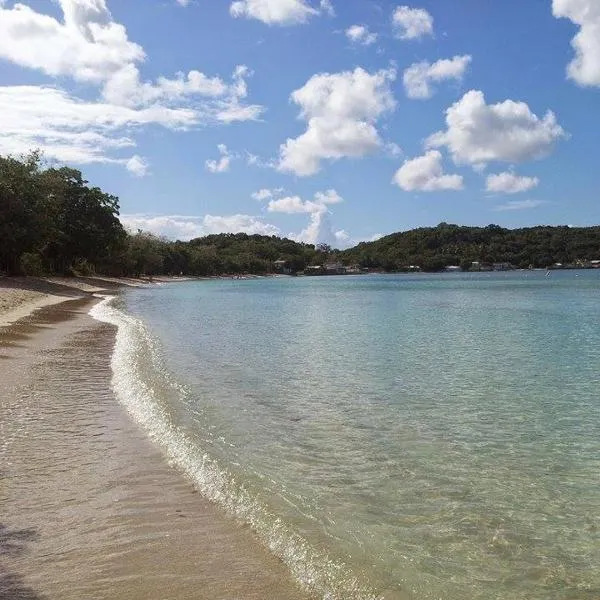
0,275 -> 183,326
0,296 -> 312,599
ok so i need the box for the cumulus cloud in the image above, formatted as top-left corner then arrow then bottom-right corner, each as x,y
426,90 -> 566,167
205,144 -> 235,173
346,24 -> 377,46
251,188 -> 277,200
553,0 -> 600,87
253,188 -> 346,247
0,0 -> 143,85
278,67 -> 396,176
0,1 -> 263,171
485,171 -> 540,194
120,213 -> 281,241
126,155 -> 150,177
293,211 -> 338,246
393,150 -> 463,191
403,55 -> 472,99
392,5 -> 433,40
0,0 -> 252,109
493,199 -> 546,211
266,188 -> 342,214
229,0 -> 324,26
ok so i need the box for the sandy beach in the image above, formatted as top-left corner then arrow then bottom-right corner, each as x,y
0,280 -> 312,600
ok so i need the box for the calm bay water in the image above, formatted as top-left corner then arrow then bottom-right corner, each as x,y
93,272 -> 600,599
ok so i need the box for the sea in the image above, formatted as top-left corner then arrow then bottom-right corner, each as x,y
90,270 -> 600,600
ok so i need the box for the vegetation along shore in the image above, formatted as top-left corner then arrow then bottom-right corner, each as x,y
2,152 -> 600,278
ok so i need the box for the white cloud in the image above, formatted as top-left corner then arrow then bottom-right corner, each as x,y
392,5 -> 433,40
230,0 -> 320,25
176,0 -> 191,5
0,1 -> 261,112
251,188 -> 276,200
346,24 -> 377,46
553,0 -> 600,87
293,211 -> 335,246
314,189 -> 343,205
0,86 -> 196,166
278,67 -> 396,176
123,192 -> 352,248
426,90 -> 566,167
320,0 -> 335,17
393,150 -> 463,191
0,1 -> 263,171
126,155 -> 149,177
494,199 -> 546,211
101,64 -> 228,107
485,172 -> 540,194
0,0 -> 143,85
385,142 -> 403,157
268,195 -> 320,214
120,213 -> 281,241
216,101 -> 264,123
267,188 -> 342,213
403,55 -> 471,99
246,152 -> 275,168
205,144 -> 234,173
254,188 -> 345,247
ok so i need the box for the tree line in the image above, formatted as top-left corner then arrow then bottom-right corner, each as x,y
0,152 -> 322,276
340,222 -> 600,271
2,153 -> 600,277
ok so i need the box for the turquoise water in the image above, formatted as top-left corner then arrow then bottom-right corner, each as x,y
93,272 -> 600,599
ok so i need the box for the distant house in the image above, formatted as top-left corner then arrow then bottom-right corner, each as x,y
304,265 -> 324,276
470,262 -> 492,272
273,259 -> 292,275
492,262 -> 514,271
344,264 -> 362,275
323,262 -> 345,275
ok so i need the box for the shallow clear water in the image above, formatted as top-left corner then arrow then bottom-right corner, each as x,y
99,272 -> 600,599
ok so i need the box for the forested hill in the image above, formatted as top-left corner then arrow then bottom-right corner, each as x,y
339,223 -> 600,271
2,153 -> 600,276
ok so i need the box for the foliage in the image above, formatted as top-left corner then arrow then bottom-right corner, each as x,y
2,154 -> 600,277
19,252 -> 44,276
0,152 -> 126,275
339,222 -> 600,271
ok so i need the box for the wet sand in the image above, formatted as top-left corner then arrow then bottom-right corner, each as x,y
0,299 -> 313,599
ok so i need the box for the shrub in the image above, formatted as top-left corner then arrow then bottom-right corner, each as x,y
69,258 -> 96,276
19,252 -> 44,276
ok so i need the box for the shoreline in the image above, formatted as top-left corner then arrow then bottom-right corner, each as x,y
0,291 -> 313,599
0,275 -> 194,326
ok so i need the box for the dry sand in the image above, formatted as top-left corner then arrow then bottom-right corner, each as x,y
0,290 -> 312,599
0,275 -> 184,326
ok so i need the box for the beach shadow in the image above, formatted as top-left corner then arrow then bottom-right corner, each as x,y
0,277 -> 83,298
0,524 -> 38,557
0,524 -> 45,600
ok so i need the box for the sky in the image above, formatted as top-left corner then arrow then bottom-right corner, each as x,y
0,0 -> 598,247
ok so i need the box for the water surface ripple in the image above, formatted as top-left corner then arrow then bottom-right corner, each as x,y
116,272 -> 600,599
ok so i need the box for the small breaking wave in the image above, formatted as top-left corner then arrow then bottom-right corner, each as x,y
89,295 -> 382,600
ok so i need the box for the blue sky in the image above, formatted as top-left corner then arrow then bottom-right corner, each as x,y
0,0 -> 598,247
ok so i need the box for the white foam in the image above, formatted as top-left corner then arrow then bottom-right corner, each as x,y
89,295 -> 381,600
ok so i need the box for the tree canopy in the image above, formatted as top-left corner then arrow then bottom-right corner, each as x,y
0,153 -> 126,275
2,154 -> 599,277
339,222 -> 600,271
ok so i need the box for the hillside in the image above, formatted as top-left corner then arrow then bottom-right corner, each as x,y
339,223 -> 600,272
